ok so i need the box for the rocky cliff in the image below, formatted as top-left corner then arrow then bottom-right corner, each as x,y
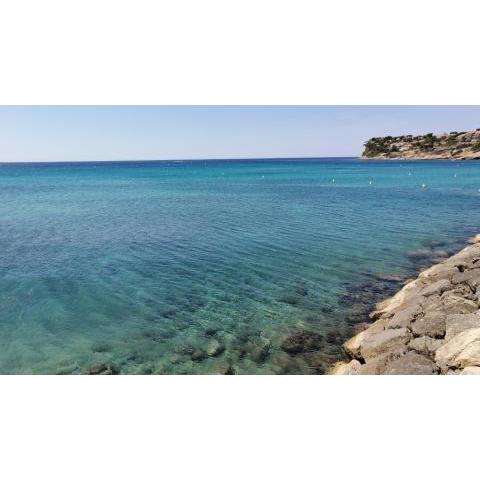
362,128 -> 480,160
332,235 -> 480,375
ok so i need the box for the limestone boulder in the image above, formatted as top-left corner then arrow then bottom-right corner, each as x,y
411,310 -> 446,338
420,279 -> 451,297
331,359 -> 361,375
356,348 -> 407,375
452,269 -> 480,289
383,351 -> 439,375
440,294 -> 478,315
445,312 -> 480,339
435,327 -> 480,370
408,336 -> 443,356
360,327 -> 411,360
386,304 -> 422,329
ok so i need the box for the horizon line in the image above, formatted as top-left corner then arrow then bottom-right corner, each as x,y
0,155 -> 361,164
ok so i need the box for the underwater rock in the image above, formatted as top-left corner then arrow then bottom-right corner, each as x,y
281,330 -> 323,354
85,363 -> 119,375
224,365 -> 236,374
175,344 -> 195,356
92,342 -> 112,353
204,327 -> 219,336
244,341 -> 271,364
279,293 -> 301,306
191,349 -> 208,362
373,273 -> 404,283
294,285 -> 308,296
206,340 -> 225,357
325,329 -> 343,345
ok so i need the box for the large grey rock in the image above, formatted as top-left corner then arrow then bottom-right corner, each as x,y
419,262 -> 456,282
445,312 -> 480,339
360,327 -> 411,360
408,336 -> 443,356
386,304 -> 422,329
420,279 -> 451,297
435,327 -> 480,370
411,310 -> 446,338
343,317 -> 389,359
451,269 -> 480,289
440,294 -> 478,315
383,351 -> 438,375
356,348 -> 407,375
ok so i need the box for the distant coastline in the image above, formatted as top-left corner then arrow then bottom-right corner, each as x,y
362,128 -> 480,160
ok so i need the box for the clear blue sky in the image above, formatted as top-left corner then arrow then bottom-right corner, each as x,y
0,106 -> 479,162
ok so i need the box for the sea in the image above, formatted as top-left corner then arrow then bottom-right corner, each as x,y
1,158 -> 480,374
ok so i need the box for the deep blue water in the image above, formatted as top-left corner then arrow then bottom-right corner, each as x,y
1,158 -> 480,374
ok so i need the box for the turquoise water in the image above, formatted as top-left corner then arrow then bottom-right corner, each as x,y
1,158 -> 480,374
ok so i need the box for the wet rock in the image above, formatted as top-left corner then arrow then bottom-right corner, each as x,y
86,363 -> 119,375
206,340 -> 225,357
281,330 -> 323,354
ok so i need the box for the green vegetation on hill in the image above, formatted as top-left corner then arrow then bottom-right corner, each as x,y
362,128 -> 480,159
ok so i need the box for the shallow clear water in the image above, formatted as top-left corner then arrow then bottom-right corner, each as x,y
1,158 -> 480,374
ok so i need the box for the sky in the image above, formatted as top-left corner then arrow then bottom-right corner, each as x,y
0,105 -> 479,162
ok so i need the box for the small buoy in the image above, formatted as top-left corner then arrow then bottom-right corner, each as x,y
408,172 -> 412,176
454,174 -> 457,178
422,183 -> 426,188
369,181 -> 372,185
332,178 -> 335,183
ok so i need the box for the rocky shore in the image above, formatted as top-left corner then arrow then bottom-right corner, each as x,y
362,128 -> 480,160
332,235 -> 480,375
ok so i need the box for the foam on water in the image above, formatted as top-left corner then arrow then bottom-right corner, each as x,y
1,158 -> 480,374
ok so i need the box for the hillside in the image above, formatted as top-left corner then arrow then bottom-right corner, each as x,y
362,128 -> 480,160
